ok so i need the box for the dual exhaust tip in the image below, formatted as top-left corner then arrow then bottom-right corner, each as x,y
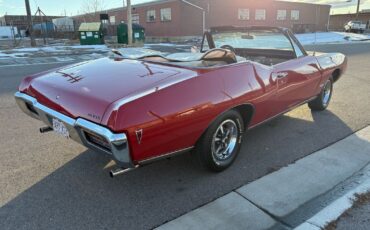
39,126 -> 137,178
110,166 -> 139,178
40,126 -> 53,133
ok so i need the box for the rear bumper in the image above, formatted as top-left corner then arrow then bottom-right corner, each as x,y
14,92 -> 134,168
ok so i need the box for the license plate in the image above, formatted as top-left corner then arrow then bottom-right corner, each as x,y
52,118 -> 70,138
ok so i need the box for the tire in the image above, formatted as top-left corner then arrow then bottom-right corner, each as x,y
308,78 -> 333,111
196,110 -> 244,172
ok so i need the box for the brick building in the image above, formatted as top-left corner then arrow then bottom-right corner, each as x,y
73,0 -> 331,38
329,11 -> 370,31
0,15 -> 61,31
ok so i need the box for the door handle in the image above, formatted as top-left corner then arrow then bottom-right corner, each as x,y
276,72 -> 288,79
272,72 -> 289,82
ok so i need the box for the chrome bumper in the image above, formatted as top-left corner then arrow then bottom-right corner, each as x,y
14,92 -> 134,168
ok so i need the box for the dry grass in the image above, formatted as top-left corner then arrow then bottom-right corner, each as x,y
324,191 -> 370,230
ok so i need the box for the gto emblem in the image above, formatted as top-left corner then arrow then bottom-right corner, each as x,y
88,113 -> 101,121
136,129 -> 143,144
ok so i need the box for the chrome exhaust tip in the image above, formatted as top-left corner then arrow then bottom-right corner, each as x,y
110,166 -> 138,178
40,126 -> 53,133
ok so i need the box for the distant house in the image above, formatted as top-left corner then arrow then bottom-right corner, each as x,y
0,26 -> 18,39
0,15 -> 62,31
72,0 -> 331,39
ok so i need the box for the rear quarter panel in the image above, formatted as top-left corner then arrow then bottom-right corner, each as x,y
103,62 -> 273,162
314,52 -> 347,83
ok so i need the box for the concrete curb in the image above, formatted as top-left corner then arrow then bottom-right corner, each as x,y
157,126 -> 370,230
294,179 -> 370,230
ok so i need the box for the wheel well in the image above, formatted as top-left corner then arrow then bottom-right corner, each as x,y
332,69 -> 341,82
233,104 -> 255,129
194,103 -> 255,148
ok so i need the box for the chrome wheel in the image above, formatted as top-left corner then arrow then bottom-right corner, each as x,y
211,119 -> 238,163
322,80 -> 332,107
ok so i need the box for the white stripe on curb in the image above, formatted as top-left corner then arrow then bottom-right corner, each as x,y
295,178 -> 370,230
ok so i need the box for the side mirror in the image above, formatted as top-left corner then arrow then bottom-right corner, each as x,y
191,46 -> 200,53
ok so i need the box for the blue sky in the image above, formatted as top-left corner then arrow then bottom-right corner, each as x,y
1,0 -> 370,17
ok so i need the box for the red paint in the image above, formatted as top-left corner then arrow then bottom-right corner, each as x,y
20,53 -> 347,164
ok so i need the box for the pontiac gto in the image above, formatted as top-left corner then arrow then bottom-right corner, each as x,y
15,26 -> 347,177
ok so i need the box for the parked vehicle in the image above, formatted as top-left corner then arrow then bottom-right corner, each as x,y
344,21 -> 366,33
15,26 -> 347,177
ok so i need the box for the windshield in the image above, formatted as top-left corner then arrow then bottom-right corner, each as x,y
212,30 -> 293,51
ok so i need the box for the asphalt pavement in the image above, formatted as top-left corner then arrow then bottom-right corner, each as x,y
0,42 -> 370,230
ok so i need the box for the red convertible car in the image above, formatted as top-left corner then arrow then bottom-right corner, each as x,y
15,26 -> 347,177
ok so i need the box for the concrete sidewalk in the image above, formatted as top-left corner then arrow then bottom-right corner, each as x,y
156,126 -> 370,230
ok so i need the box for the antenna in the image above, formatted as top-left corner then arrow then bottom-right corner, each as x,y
313,5 -> 319,56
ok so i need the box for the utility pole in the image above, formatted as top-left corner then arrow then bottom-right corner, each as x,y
356,0 -> 361,20
126,0 -> 133,45
25,0 -> 36,47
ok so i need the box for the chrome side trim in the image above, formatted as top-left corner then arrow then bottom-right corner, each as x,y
138,146 -> 194,165
111,74 -> 196,110
14,91 -> 134,168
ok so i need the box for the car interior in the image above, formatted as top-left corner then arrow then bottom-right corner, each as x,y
125,27 -> 304,68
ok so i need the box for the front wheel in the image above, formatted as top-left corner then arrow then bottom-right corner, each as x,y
308,78 -> 333,111
196,110 -> 244,172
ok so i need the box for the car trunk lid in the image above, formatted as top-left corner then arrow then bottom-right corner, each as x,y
27,58 -> 186,123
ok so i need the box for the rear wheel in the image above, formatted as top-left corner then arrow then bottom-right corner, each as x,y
196,110 -> 244,172
308,78 -> 333,111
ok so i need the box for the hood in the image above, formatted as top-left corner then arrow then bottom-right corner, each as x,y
24,58 -> 196,123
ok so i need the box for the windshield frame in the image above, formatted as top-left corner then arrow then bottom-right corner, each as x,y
201,26 -> 307,59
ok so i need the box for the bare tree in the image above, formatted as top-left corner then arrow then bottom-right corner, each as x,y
81,0 -> 107,22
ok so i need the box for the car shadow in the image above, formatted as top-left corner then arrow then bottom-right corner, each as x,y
0,107 -> 365,230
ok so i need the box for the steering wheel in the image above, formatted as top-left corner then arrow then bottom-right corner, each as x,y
220,45 -> 236,54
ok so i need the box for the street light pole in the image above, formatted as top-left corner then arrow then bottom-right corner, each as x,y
126,0 -> 133,45
356,0 -> 361,20
25,0 -> 36,46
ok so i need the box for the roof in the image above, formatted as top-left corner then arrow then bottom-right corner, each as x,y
210,26 -> 288,33
72,0 -> 332,18
276,0 -> 331,7
73,0 -> 177,17
78,22 -> 102,31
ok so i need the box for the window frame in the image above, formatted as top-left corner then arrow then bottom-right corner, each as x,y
238,8 -> 250,21
131,14 -> 140,24
146,9 -> 156,22
160,8 -> 172,22
291,10 -> 300,21
287,30 -> 307,58
277,10 -> 287,21
255,9 -> 266,21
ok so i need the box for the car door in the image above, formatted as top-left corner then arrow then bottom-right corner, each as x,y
272,33 -> 322,114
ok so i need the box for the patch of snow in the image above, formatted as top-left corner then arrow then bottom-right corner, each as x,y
0,52 -> 28,58
10,45 -> 109,53
69,45 -> 108,49
296,32 -> 370,45
145,43 -> 190,47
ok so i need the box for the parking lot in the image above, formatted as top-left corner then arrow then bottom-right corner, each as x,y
0,42 -> 370,229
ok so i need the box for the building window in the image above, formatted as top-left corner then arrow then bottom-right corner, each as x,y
132,14 -> 140,24
238,9 -> 249,20
110,16 -> 116,25
147,10 -> 156,22
160,8 -> 172,21
255,9 -> 266,21
277,10 -> 286,20
291,10 -> 300,20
